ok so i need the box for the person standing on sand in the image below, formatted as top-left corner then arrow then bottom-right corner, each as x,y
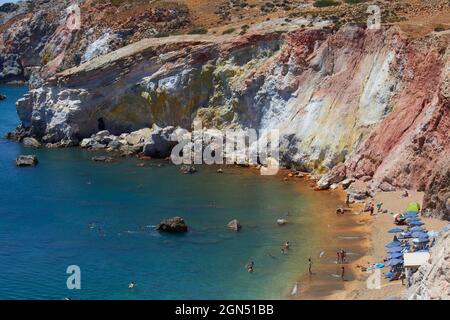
336,251 -> 341,264
341,266 -> 345,281
341,249 -> 347,263
308,258 -> 313,275
346,194 -> 350,207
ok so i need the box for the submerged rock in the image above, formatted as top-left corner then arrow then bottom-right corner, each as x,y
0,94 -> 6,101
180,165 -> 197,174
227,219 -> 241,232
156,217 -> 188,233
22,137 -> 41,148
15,155 -> 38,167
91,156 -> 114,163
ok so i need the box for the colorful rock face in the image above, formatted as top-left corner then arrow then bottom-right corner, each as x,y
2,1 -> 449,217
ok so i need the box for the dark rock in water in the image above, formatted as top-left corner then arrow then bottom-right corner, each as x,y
227,219 -> 241,232
180,165 -> 197,174
6,125 -> 30,141
15,155 -> 38,167
22,137 -> 41,148
0,94 -> 6,101
156,216 -> 188,233
91,156 -> 114,163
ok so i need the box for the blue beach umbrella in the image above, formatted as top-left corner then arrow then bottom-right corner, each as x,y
386,241 -> 402,248
410,226 -> 425,232
407,217 -> 421,223
405,212 -> 419,219
412,231 -> 428,238
387,259 -> 403,266
388,228 -> 404,233
409,221 -> 424,226
412,238 -> 429,244
388,252 -> 403,259
386,246 -> 403,253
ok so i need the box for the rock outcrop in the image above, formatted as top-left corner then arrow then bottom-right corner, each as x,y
15,155 -> 38,167
227,219 -> 242,232
406,228 -> 450,300
156,217 -> 188,233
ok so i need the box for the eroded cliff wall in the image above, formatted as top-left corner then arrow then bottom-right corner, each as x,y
3,2 -> 449,217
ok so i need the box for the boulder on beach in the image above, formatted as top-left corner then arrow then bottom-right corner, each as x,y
91,156 -> 114,163
346,180 -> 370,201
379,181 -> 396,192
15,155 -> 38,167
227,219 -> 241,232
22,137 -> 41,148
341,178 -> 355,189
80,138 -> 94,148
156,216 -> 188,233
143,125 -> 176,158
125,128 -> 152,146
316,176 -> 330,190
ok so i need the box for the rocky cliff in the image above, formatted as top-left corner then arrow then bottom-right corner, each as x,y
1,0 -> 450,217
406,227 -> 450,300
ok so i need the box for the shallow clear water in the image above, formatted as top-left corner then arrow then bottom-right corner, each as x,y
0,85 -> 316,300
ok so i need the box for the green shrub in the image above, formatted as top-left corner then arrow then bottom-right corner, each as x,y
344,0 -> 365,4
313,0 -> 340,7
187,27 -> 208,35
434,24 -> 447,32
154,32 -> 170,38
222,28 -> 236,35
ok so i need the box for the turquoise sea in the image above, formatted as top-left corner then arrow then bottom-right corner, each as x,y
0,85 -> 318,300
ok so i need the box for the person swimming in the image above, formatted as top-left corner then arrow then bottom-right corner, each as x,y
128,282 -> 136,289
284,241 -> 290,250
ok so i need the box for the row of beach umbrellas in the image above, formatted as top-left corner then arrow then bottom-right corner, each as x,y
385,207 -> 430,267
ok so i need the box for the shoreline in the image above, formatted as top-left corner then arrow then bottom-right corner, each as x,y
4,134 -> 448,299
288,184 -> 448,300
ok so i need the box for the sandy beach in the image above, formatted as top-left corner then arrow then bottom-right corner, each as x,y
282,175 -> 449,300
